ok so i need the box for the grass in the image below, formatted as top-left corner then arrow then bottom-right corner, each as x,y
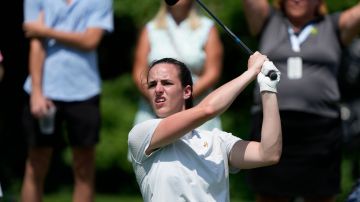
42,193 -> 251,202
44,193 -> 143,202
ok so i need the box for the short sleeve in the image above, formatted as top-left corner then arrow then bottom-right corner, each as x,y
214,128 -> 241,155
24,0 -> 42,23
213,128 -> 241,173
87,0 -> 114,32
128,119 -> 162,163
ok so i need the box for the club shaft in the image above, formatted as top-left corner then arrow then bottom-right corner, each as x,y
195,0 -> 253,55
194,0 -> 278,80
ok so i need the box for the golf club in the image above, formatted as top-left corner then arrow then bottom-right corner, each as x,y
164,0 -> 278,80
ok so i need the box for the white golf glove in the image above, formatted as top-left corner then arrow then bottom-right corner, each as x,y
257,61 -> 281,93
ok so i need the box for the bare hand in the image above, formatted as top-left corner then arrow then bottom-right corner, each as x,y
247,51 -> 268,77
23,21 -> 48,38
30,92 -> 54,118
23,11 -> 47,38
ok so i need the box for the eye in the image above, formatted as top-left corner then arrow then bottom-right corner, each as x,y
147,81 -> 156,89
162,80 -> 174,85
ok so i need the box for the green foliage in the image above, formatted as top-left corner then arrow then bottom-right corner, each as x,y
97,74 -> 139,171
327,0 -> 359,11
113,0 -> 243,29
43,192 -> 143,202
113,0 -> 160,26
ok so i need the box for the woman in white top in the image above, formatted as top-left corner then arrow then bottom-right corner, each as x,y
128,54 -> 282,202
132,0 -> 223,130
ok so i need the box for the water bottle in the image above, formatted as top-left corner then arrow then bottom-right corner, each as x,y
39,106 -> 56,135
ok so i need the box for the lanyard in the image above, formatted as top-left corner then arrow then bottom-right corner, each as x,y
288,23 -> 314,52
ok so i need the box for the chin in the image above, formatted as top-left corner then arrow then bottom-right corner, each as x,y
156,114 -> 166,118
155,110 -> 169,118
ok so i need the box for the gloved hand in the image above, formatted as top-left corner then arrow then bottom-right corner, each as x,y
257,61 -> 281,93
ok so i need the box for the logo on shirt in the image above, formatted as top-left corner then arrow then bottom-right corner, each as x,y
311,27 -> 318,35
203,141 -> 208,148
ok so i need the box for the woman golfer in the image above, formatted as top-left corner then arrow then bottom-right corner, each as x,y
128,52 -> 281,201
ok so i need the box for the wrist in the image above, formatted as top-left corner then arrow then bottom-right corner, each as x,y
245,68 -> 259,80
260,91 -> 276,95
259,85 -> 277,93
41,26 -> 52,38
32,87 -> 43,97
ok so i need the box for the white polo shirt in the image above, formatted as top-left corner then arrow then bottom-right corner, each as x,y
128,119 -> 241,202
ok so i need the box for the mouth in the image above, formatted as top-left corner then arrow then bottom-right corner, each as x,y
154,96 -> 166,106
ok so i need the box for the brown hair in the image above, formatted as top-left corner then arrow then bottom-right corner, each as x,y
273,0 -> 328,16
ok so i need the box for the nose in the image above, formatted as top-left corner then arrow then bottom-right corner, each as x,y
155,83 -> 164,94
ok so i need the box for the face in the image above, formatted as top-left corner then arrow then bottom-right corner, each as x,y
176,0 -> 193,7
147,63 -> 191,118
283,0 -> 320,22
167,0 -> 194,13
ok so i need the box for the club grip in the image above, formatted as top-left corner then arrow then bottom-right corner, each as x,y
267,70 -> 278,81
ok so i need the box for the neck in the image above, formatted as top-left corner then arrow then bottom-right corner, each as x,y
170,9 -> 190,25
167,3 -> 192,25
288,16 -> 314,33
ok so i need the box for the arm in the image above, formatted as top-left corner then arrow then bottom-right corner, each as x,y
28,38 -> 53,118
338,2 -> 360,45
146,52 -> 268,154
192,26 -> 223,98
229,92 -> 281,169
241,0 -> 270,36
23,20 -> 104,51
132,27 -> 151,100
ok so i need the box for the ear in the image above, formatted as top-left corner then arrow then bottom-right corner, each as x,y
183,85 -> 192,99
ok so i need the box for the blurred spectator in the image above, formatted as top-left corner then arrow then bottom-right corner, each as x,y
340,36 -> 360,202
21,0 -> 113,202
132,0 -> 223,130
241,0 -> 360,201
340,37 -> 360,159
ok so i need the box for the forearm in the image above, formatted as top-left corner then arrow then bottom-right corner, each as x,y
197,69 -> 257,117
242,0 -> 270,36
192,69 -> 220,98
132,65 -> 150,100
339,2 -> 360,45
29,39 -> 45,96
44,28 -> 104,51
132,27 -> 151,99
259,92 -> 282,164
